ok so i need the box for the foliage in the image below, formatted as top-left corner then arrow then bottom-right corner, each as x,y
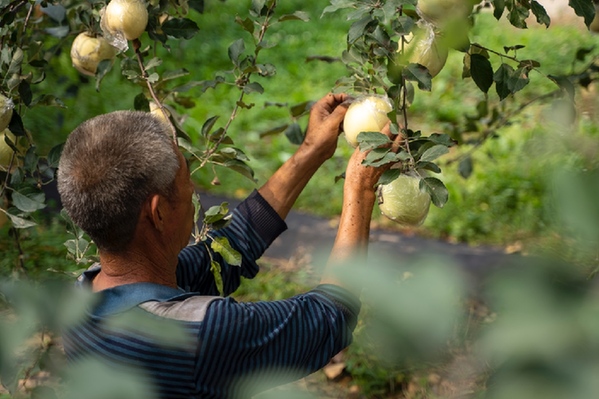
1,0 -> 599,398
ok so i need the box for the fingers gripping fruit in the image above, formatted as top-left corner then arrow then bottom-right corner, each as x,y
101,0 -> 148,51
0,95 -> 14,132
70,32 -> 117,76
343,95 -> 393,148
378,173 -> 431,226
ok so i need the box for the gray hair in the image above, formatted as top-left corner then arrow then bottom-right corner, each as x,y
57,111 -> 180,253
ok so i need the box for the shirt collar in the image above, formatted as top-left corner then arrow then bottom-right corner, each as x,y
78,263 -> 191,317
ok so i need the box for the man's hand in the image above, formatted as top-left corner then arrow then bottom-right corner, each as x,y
258,93 -> 349,220
301,93 -> 350,162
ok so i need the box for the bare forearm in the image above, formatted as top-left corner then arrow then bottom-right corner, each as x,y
321,184 -> 377,286
258,147 -> 325,220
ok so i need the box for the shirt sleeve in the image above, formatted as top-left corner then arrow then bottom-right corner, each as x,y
193,284 -> 361,394
176,190 -> 287,296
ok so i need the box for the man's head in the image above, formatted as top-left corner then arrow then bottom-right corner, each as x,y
57,111 -> 180,253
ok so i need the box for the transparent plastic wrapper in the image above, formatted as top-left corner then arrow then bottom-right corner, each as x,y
342,94 -> 392,148
402,21 -> 448,78
0,95 -> 14,132
100,0 -> 149,52
378,172 -> 431,226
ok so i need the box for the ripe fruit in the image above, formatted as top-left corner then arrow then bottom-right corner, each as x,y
401,24 -> 448,78
70,32 -> 117,76
343,95 -> 392,147
102,0 -> 149,43
0,129 -> 19,172
0,95 -> 14,132
378,173 -> 431,226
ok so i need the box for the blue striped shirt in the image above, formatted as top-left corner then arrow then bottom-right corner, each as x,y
63,191 -> 361,398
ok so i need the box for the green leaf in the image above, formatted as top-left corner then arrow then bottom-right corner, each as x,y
47,143 -> 64,168
279,11 -> 310,22
458,156 -> 473,178
321,0 -> 355,16
494,63 -> 514,100
404,63 -> 432,91
378,168 -> 401,186
569,0 -> 596,27
134,93 -> 150,111
419,144 -> 449,163
12,191 -> 46,213
235,16 -> 254,34
211,236 -> 242,266
507,3 -> 529,28
144,57 -> 162,71
492,0 -> 505,19
507,66 -> 530,93
204,203 -> 229,225
18,81 -> 32,107
416,161 -> 442,173
242,82 -> 264,94
223,159 -> 256,182
428,133 -> 456,147
228,39 -> 245,66
357,131 -> 392,151
392,15 -> 415,36
531,1 -> 551,27
259,124 -> 289,138
210,261 -> 224,296
420,177 -> 449,208
95,59 -> 113,91
161,69 -> 190,83
30,94 -> 66,108
3,210 -> 36,229
147,73 -> 159,84
8,47 -> 23,74
363,149 -> 400,167
284,123 -> 304,145
470,53 -> 494,93
290,101 -> 314,118
162,18 -> 200,39
348,15 -> 374,44
201,116 -> 219,138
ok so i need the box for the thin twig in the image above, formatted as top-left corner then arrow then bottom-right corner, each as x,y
196,1 -> 276,170
132,39 -> 177,143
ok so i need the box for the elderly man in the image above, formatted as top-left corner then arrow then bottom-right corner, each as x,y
58,93 -> 392,398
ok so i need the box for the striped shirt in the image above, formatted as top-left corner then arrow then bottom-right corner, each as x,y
63,191 -> 361,399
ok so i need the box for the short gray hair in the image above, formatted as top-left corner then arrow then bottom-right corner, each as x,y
57,111 -> 180,253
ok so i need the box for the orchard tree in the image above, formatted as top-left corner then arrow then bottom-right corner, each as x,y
0,0 -> 598,396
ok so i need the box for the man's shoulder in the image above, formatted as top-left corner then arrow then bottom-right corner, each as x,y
138,294 -> 222,322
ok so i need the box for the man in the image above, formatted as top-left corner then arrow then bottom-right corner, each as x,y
58,93 -> 393,398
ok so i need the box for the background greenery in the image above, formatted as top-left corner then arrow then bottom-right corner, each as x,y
2,1 -> 599,398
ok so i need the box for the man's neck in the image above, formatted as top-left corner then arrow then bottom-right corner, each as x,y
93,248 -> 178,292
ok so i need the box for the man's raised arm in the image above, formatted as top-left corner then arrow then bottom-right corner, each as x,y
258,93 -> 349,219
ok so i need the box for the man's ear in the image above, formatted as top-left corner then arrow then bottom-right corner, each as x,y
147,194 -> 165,232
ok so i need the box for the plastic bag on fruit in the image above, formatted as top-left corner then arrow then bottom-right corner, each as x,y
342,94 -> 392,148
100,7 -> 129,52
405,21 -> 448,78
377,171 -> 431,227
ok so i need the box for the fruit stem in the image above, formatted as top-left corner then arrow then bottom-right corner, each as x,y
132,38 -> 177,143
